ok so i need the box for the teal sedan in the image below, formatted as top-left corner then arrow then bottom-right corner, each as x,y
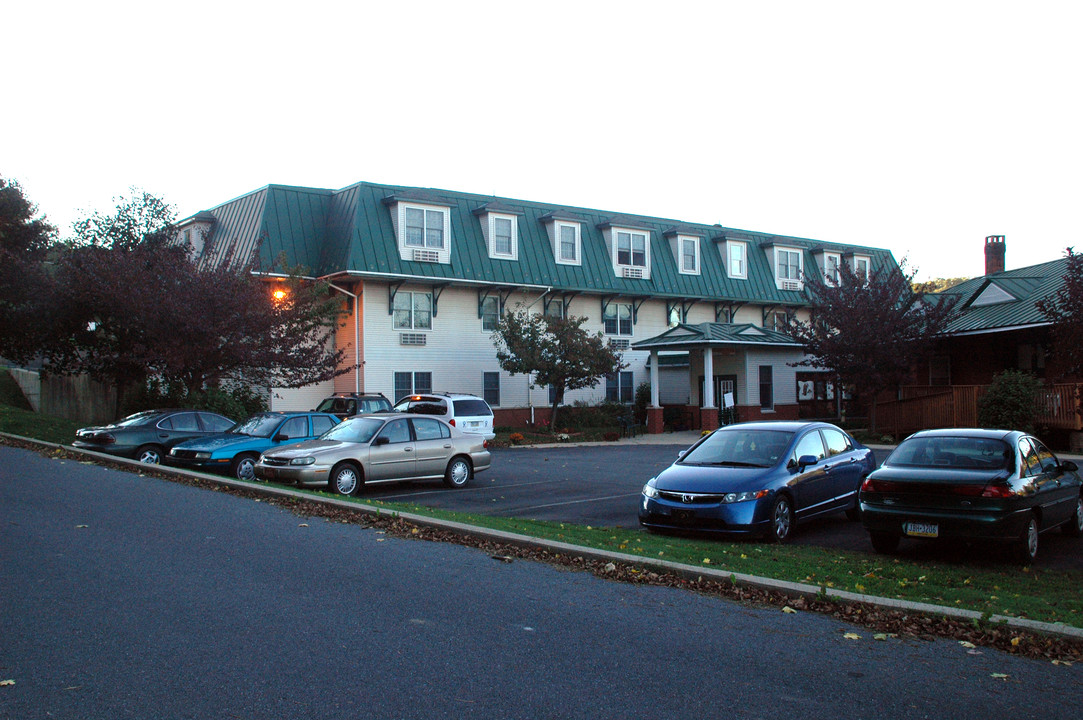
167,412 -> 340,480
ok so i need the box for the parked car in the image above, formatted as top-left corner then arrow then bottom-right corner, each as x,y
166,411 -> 340,480
638,421 -> 875,541
314,392 -> 392,420
72,409 -> 237,464
253,413 -> 491,495
859,428 -> 1083,563
391,392 -> 494,437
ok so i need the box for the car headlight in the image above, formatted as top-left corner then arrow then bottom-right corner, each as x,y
290,457 -> 316,466
721,490 -> 769,504
194,452 -> 211,460
642,480 -> 659,499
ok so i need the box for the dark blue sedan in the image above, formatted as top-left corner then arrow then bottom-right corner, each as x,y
638,421 -> 876,542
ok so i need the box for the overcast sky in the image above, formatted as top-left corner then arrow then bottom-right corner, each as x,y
4,1 -> 1080,281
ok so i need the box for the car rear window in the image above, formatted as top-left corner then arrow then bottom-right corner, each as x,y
887,437 -> 1011,470
395,398 -> 448,416
453,399 -> 492,417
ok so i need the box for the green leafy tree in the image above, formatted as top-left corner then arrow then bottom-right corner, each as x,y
1035,247 -> 1083,378
787,259 -> 958,432
493,309 -> 626,431
0,176 -> 56,362
977,370 -> 1042,433
39,191 -> 347,412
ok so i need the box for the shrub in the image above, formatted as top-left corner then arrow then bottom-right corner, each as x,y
121,379 -> 268,422
634,381 -> 651,423
561,400 -> 626,428
509,432 -> 525,445
977,370 -> 1043,433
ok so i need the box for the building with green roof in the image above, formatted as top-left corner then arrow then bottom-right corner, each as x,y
177,180 -> 899,432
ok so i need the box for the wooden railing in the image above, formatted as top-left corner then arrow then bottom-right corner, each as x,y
876,383 -> 1083,438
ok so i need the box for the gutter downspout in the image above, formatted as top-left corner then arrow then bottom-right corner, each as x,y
328,282 -> 361,395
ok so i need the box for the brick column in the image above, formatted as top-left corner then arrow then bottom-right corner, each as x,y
700,408 -> 720,432
647,407 -> 664,434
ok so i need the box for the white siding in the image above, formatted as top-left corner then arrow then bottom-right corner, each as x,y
744,348 -> 804,408
270,379 -> 334,412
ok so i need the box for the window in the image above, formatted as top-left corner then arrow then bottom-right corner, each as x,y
412,417 -> 450,441
483,372 -> 500,406
769,311 -> 789,332
824,253 -> 841,284
404,207 -> 445,249
668,305 -> 681,327
480,296 -> 500,331
198,413 -> 235,433
394,371 -> 432,402
603,303 -> 633,336
680,237 -> 699,274
617,231 -> 647,267
793,431 -> 826,463
548,384 -> 558,405
777,248 -> 801,282
278,416 -> 308,440
727,241 -> 747,279
558,223 -> 580,264
606,371 -> 634,403
377,419 -> 412,444
311,415 -> 336,436
493,217 -> 513,256
822,428 -> 853,457
545,301 -> 564,319
393,291 -> 432,330
759,366 -> 774,409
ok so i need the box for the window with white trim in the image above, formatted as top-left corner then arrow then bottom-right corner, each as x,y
726,240 -> 747,279
617,231 -> 647,267
603,303 -> 633,336
394,371 -> 432,402
404,207 -> 445,249
483,372 -> 500,406
823,252 -> 841,284
557,223 -> 580,264
774,246 -> 803,290
606,371 -> 634,403
679,236 -> 700,274
485,214 -> 518,259
390,200 -> 453,264
392,291 -> 432,330
480,296 -> 500,331
853,255 -> 870,282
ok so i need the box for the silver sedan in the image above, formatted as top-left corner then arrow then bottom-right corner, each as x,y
253,413 -> 491,495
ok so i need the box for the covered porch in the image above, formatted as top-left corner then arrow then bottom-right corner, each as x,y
633,322 -> 806,434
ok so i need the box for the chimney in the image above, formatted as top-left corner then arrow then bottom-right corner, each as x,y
984,235 -> 1005,275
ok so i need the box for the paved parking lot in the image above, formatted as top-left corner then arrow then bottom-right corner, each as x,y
364,438 -> 1083,571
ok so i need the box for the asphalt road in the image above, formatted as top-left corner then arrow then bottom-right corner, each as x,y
2,445 -> 1080,719
365,444 -> 1083,571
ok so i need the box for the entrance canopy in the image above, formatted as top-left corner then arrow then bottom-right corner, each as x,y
632,322 -> 803,352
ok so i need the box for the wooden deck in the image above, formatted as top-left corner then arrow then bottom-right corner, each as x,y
875,384 -> 1083,438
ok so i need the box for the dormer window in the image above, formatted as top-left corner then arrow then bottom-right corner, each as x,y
384,194 -> 453,264
680,237 -> 700,274
726,240 -> 747,279
598,219 -> 652,279
773,246 -> 803,291
852,254 -> 870,281
473,202 -> 521,261
540,212 -> 584,266
823,252 -> 841,284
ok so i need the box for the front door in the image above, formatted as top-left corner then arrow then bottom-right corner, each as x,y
368,419 -> 415,481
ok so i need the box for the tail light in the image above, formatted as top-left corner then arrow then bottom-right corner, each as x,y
861,477 -> 900,493
981,482 -> 1014,498
449,418 -> 456,426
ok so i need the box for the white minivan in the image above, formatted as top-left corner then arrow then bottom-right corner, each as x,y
392,392 -> 495,439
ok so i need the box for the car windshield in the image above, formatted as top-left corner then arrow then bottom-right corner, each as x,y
681,429 -> 793,468
886,436 -> 1012,470
232,414 -> 285,438
321,417 -> 385,444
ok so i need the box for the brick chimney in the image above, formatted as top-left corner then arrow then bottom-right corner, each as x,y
984,235 -> 1005,275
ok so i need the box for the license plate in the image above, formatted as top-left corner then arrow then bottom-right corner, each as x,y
905,522 -> 938,538
265,468 -> 277,479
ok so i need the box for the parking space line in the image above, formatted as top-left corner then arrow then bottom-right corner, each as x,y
371,478 -> 561,500
509,492 -> 643,512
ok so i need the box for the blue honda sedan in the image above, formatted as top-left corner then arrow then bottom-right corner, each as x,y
639,421 -> 875,542
167,411 -> 340,480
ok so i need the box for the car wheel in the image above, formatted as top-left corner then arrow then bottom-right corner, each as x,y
329,462 -> 362,496
1062,496 -> 1083,537
136,445 -> 163,464
1017,514 -> 1039,564
231,454 -> 258,481
444,456 -> 473,488
869,532 -> 900,554
768,495 -> 793,543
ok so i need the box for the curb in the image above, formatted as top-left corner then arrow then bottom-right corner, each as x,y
4,431 -> 1081,641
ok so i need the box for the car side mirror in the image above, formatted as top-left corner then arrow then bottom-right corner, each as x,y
797,454 -> 819,470
274,433 -> 288,442
1062,460 -> 1078,472
677,450 -> 686,459
374,436 -> 390,446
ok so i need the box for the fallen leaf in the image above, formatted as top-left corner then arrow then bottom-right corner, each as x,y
0,680 -> 13,687
782,606 -> 797,614
298,523 -> 309,528
990,673 -> 1010,680
1010,637 -> 1021,647
843,633 -> 862,640
75,525 -> 88,529
492,555 -> 514,563
1052,660 -> 1073,667
874,633 -> 894,641
959,641 -> 977,649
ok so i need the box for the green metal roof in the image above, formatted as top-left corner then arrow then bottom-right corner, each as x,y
632,322 -> 804,350
196,181 -> 898,306
938,257 -> 1067,335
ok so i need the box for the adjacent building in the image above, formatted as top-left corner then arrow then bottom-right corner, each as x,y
176,181 -> 899,432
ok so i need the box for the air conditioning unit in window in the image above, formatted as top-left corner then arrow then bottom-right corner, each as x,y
622,267 -> 644,279
400,333 -> 427,346
780,280 -> 801,291
610,338 -> 631,350
412,249 -> 440,263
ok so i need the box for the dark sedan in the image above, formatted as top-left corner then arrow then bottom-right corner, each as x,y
639,421 -> 876,541
72,409 -> 237,464
860,428 -> 1083,563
